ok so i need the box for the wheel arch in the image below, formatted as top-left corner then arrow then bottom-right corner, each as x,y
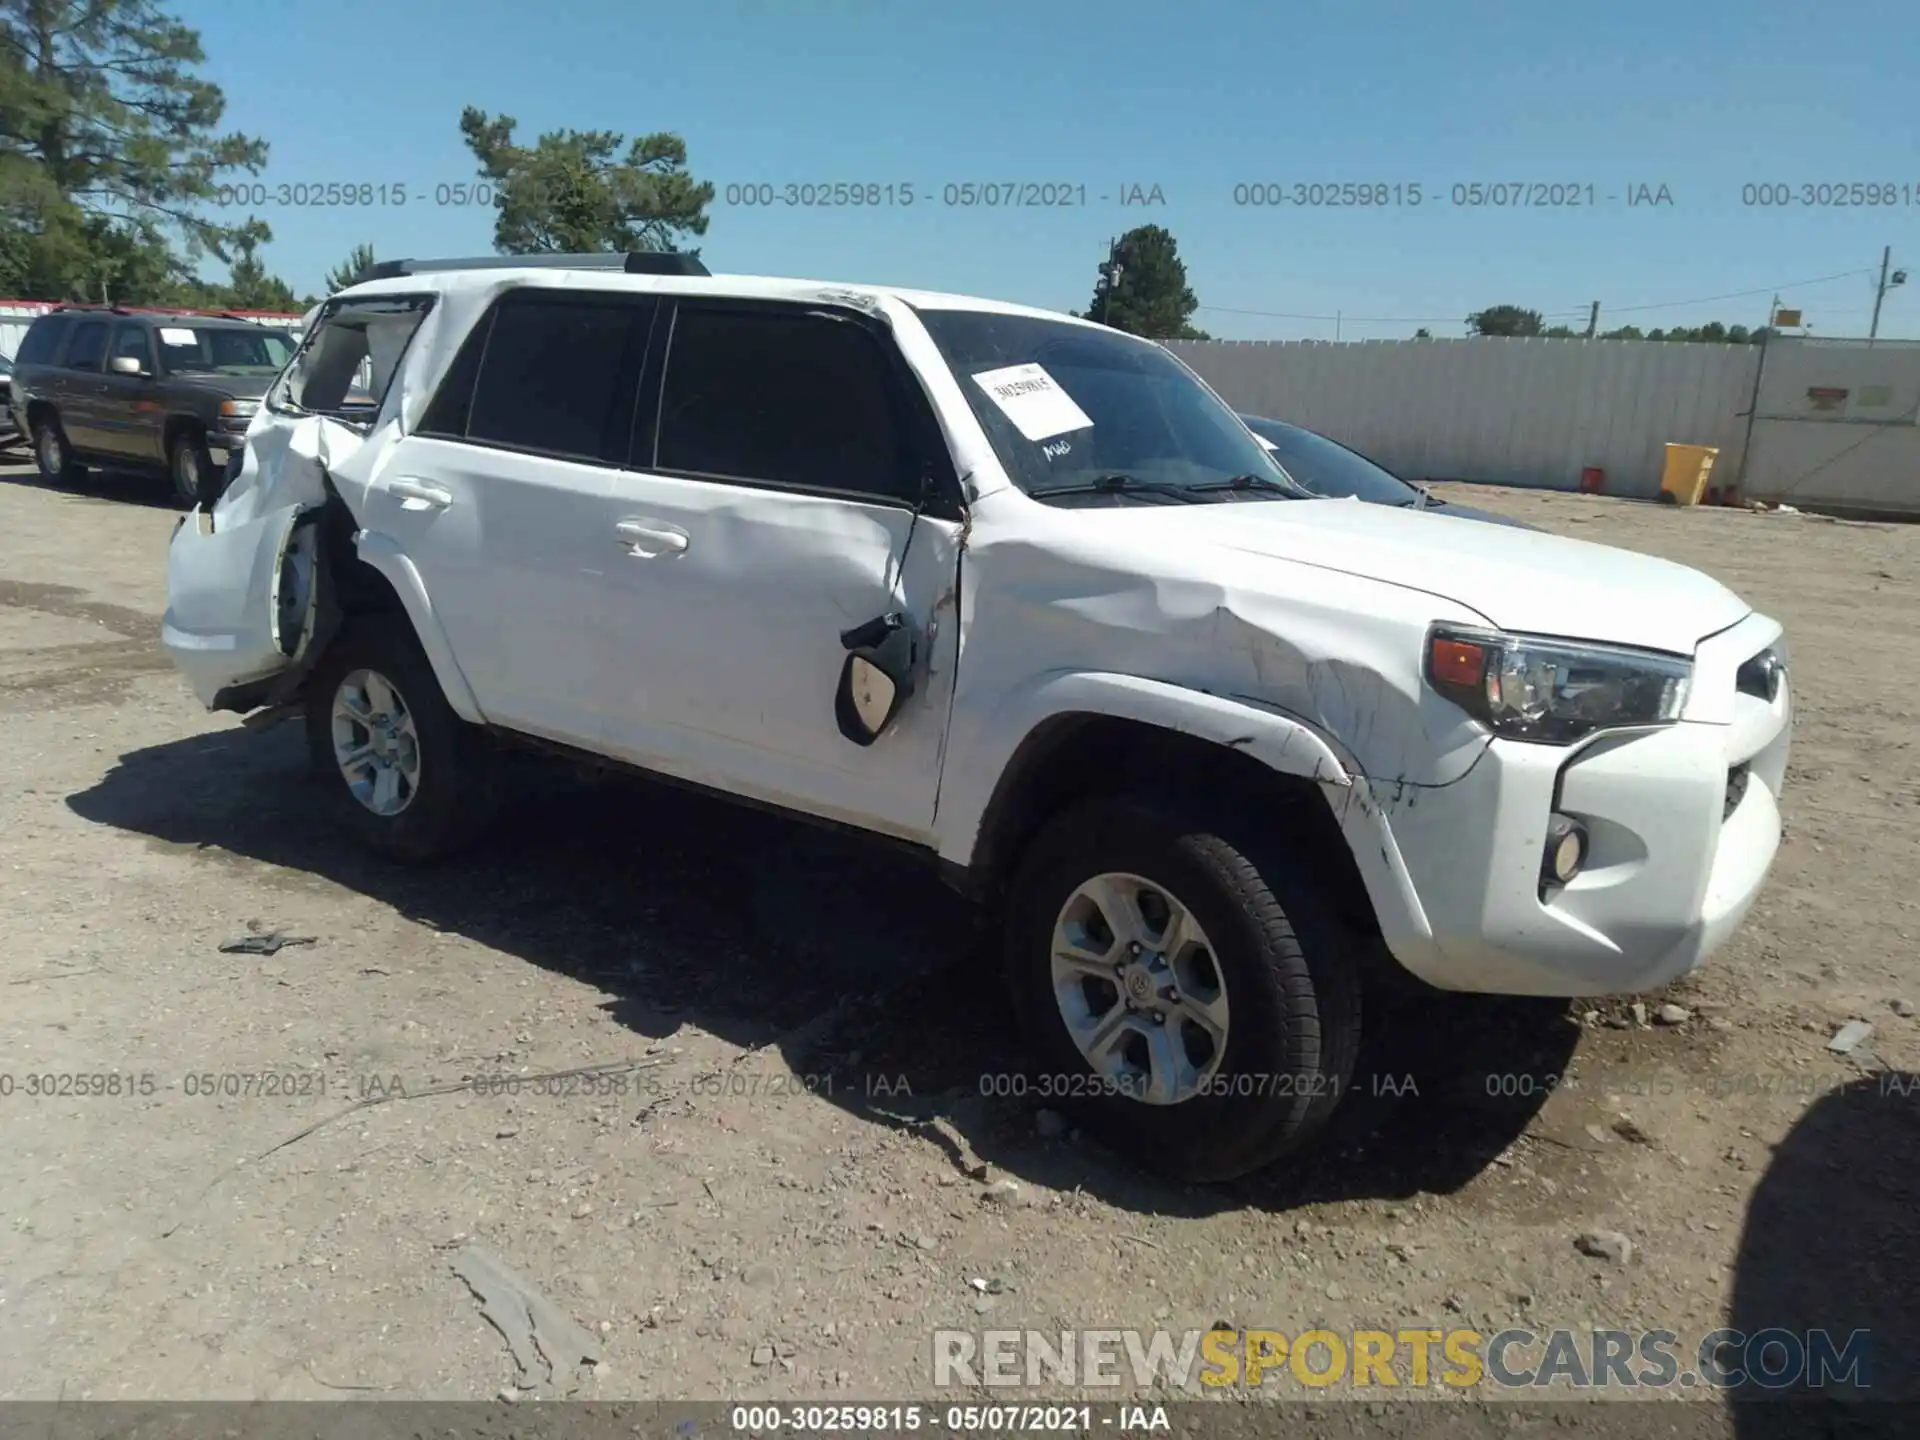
943,674 -> 1433,958
340,527 -> 485,725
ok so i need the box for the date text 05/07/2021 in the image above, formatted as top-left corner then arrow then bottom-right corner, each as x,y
1228,181 -> 1675,208
207,180 -> 1173,210
721,1402 -> 1172,1434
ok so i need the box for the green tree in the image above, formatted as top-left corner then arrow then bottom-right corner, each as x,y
1412,326 -> 1433,339
1084,225 -> 1209,340
1466,304 -> 1545,337
0,0 -> 270,300
220,226 -> 298,309
1599,324 -> 1646,340
324,242 -> 377,292
458,107 -> 713,255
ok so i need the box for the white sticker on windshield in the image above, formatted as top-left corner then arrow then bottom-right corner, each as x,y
158,327 -> 197,346
972,363 -> 1094,443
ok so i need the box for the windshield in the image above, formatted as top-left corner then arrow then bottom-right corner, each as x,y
1242,417 -> 1420,505
915,308 -> 1296,497
157,325 -> 297,377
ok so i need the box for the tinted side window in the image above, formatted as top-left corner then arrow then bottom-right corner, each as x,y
654,307 -> 911,502
17,316 -> 67,365
466,293 -> 646,461
110,324 -> 154,369
416,310 -> 495,440
65,320 -> 108,371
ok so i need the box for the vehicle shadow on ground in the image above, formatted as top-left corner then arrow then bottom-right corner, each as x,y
69,725 -> 1575,1220
0,460 -> 180,511
1724,1071 -> 1919,1438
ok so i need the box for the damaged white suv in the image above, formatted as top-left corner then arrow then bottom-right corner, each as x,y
162,252 -> 1791,1180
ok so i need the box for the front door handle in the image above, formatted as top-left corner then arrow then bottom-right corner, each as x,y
615,519 -> 689,558
387,477 -> 453,511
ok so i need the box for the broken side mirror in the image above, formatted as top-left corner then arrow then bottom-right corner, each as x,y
835,612 -> 916,746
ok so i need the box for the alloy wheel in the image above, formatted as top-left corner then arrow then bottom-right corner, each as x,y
1049,871 -> 1231,1105
330,668 -> 422,816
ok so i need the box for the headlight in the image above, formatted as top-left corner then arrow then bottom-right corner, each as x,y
1425,625 -> 1691,744
218,399 -> 259,421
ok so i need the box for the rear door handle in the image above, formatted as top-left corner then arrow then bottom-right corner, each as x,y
615,519 -> 689,557
387,477 -> 453,511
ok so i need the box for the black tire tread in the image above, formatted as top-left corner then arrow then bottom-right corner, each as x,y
1006,793 -> 1363,1182
303,618 -> 499,862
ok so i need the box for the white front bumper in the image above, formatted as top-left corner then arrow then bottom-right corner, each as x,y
1377,612 -> 1790,996
160,504 -> 306,709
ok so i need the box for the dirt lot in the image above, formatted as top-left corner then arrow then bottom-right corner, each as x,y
0,456 -> 1915,1416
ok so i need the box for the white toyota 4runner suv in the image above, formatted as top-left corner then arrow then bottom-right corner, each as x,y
161,251 -> 1792,1181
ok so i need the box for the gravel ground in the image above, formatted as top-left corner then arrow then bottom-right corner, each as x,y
0,457 -> 1914,1424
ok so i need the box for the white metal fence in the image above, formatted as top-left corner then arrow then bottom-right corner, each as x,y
1741,337 -> 1920,518
1167,335 -> 1764,501
1,300 -> 304,363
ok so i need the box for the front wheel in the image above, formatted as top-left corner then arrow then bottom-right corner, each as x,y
1004,795 -> 1362,1182
304,620 -> 500,861
168,427 -> 215,507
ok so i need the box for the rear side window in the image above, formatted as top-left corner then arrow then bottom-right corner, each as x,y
463,292 -> 648,461
271,295 -> 432,424
653,306 -> 911,501
65,320 -> 108,372
17,315 -> 68,365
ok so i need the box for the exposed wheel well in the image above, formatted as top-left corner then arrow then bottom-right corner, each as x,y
162,415 -> 206,454
967,713 -> 1381,939
25,399 -> 54,430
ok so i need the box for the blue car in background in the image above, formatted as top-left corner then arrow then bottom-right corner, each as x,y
1239,414 -> 1537,530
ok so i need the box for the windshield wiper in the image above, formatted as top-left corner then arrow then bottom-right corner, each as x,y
1036,473 -> 1212,504
1184,473 -> 1305,498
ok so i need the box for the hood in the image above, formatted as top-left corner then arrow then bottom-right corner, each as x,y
171,373 -> 278,402
1420,497 -> 1540,530
1079,497 -> 1749,654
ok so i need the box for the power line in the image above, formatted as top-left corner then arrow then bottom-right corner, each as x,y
1600,267 -> 1875,315
1193,266 -> 1879,326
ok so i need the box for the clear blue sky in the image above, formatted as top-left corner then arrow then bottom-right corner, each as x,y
190,0 -> 1919,339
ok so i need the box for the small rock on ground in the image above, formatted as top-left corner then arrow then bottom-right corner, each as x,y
1574,1230 -> 1633,1264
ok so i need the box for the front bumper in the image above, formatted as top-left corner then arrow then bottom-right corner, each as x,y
1377,612 -> 1790,996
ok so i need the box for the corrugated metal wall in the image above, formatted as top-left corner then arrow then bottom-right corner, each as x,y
1742,337 -> 1920,518
1,302 -> 304,364
1166,336 -> 1764,500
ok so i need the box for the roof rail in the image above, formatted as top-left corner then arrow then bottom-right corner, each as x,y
358,251 -> 710,282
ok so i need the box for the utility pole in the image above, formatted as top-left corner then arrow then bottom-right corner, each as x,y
1868,245 -> 1906,344
1585,300 -> 1599,339
1335,310 -> 1342,342
1097,237 -> 1122,327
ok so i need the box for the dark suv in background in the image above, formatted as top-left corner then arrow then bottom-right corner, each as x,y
8,307 -> 298,504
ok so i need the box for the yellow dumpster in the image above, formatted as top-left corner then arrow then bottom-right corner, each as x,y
1659,443 -> 1718,505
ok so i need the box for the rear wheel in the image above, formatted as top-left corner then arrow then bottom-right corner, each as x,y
168,426 -> 214,507
304,620 -> 499,861
32,412 -> 84,485
1004,795 -> 1363,1182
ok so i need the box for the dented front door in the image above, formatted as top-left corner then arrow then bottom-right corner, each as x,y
587,474 -> 961,842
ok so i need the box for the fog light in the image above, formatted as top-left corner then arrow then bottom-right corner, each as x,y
1543,813 -> 1588,886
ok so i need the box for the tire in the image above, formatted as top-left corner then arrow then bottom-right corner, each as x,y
303,619 -> 499,862
32,412 -> 84,485
1004,795 -> 1363,1182
168,426 -> 214,507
